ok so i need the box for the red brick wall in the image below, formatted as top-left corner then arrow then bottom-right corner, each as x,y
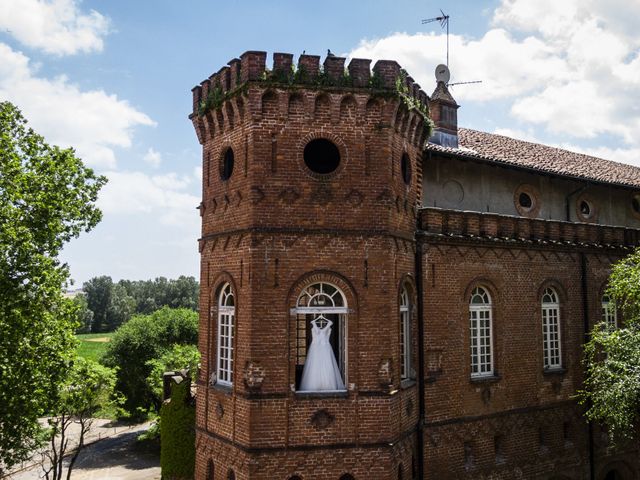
192,51 -> 639,480
193,51 -> 426,479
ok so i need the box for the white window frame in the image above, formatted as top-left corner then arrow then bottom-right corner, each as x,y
292,282 -> 348,392
601,294 -> 617,329
469,287 -> 493,377
542,288 -> 562,370
216,283 -> 235,387
400,286 -> 412,380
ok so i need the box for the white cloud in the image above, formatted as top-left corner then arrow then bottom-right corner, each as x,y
0,43 -> 155,169
98,171 -> 199,228
0,0 -> 110,55
347,0 -> 640,166
143,148 -> 162,168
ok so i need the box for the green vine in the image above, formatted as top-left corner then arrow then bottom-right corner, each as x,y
160,379 -> 195,479
197,83 -> 248,117
395,69 -> 435,139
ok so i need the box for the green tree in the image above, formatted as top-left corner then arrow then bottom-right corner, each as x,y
578,247 -> 640,443
0,102 -> 106,473
146,344 -> 200,402
83,276 -> 114,332
72,293 -> 94,333
106,283 -> 136,331
101,307 -> 198,416
39,358 -> 120,480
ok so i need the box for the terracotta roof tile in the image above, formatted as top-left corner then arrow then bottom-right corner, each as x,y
425,128 -> 640,189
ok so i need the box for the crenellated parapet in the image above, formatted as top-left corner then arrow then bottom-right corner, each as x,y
189,50 -> 434,147
419,207 -> 640,250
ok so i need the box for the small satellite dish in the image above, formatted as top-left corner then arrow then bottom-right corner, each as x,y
435,64 -> 450,83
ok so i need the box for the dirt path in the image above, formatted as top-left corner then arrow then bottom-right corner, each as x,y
8,423 -> 160,480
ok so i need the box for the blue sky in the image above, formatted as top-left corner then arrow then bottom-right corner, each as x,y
1,0 -> 639,285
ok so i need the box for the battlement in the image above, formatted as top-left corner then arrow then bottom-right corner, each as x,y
190,50 -> 431,120
419,207 -> 640,249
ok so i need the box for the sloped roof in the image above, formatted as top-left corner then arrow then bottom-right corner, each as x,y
425,128 -> 640,189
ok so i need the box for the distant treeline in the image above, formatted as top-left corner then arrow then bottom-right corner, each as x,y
74,276 -> 199,333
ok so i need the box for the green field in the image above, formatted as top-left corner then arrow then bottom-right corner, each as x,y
76,332 -> 114,362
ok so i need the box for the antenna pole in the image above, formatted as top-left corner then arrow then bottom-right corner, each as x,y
446,16 -> 449,66
422,11 -> 450,66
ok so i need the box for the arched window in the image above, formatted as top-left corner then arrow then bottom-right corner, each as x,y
469,287 -> 493,377
217,283 -> 235,386
227,469 -> 236,480
400,286 -> 412,380
397,464 -> 403,480
294,282 -> 348,391
602,294 -> 617,329
206,460 -> 214,480
339,475 -> 356,480
542,287 -> 561,370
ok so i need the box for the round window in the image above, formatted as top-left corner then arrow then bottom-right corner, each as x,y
220,147 -> 234,181
518,192 -> 532,210
576,195 -> 597,222
303,139 -> 340,175
401,153 -> 411,185
514,184 -> 540,217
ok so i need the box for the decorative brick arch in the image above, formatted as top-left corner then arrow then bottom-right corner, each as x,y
597,460 -> 637,480
287,270 -> 358,313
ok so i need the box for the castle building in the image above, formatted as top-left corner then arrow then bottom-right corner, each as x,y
189,51 -> 640,480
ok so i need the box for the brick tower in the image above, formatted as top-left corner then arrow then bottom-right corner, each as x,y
190,51 -> 431,480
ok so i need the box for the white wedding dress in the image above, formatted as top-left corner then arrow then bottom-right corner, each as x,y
299,319 -> 345,391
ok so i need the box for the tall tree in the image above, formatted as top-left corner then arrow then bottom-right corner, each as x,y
0,101 -> 106,473
83,276 -> 114,333
579,247 -> 640,443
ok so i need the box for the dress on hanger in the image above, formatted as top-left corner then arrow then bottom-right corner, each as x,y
299,318 -> 345,391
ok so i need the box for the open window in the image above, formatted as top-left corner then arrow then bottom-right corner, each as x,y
294,282 -> 347,392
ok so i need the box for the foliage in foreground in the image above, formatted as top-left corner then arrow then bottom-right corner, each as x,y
160,379 -> 195,480
0,101 -> 105,473
578,247 -> 640,443
101,307 -> 198,416
146,344 -> 200,401
40,358 -> 121,480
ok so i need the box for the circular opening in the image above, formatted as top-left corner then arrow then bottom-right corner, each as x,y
401,153 -> 411,185
518,192 -> 533,209
633,195 -> 640,214
580,200 -> 591,217
303,139 -> 340,175
220,148 -> 234,181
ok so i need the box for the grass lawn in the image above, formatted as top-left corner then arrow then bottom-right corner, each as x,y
76,332 -> 114,362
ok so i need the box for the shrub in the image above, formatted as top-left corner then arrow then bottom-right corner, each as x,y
146,344 -> 200,401
101,307 -> 198,416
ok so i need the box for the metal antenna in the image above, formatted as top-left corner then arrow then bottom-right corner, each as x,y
422,9 -> 450,66
448,80 -> 483,87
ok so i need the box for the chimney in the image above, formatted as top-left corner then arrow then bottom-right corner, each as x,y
429,64 -> 459,148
